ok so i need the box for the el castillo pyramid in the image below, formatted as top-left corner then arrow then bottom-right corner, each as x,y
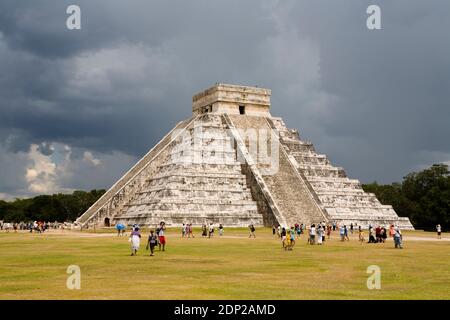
75,84 -> 413,229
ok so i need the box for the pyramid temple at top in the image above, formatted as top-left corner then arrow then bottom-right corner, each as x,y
76,84 -> 413,229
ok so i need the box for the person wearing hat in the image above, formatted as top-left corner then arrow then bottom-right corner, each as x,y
146,230 -> 157,256
393,226 -> 403,249
129,226 -> 141,256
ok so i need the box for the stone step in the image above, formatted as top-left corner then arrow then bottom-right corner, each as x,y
149,172 -> 246,183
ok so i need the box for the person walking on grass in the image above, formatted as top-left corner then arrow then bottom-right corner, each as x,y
358,226 -> 365,244
309,224 -> 316,245
146,230 -> 158,256
389,224 -> 395,238
381,226 -> 387,243
394,226 -> 403,249
219,224 -> 224,236
249,224 -> 256,238
339,225 -> 345,241
272,225 -> 276,236
188,223 -> 194,238
290,229 -> 296,249
181,224 -> 186,238
208,223 -> 214,238
158,222 -> 166,251
436,224 -> 442,239
281,227 -> 287,249
344,225 -> 349,241
317,224 -> 323,245
326,224 -> 332,240
129,226 -> 141,256
368,225 -> 376,243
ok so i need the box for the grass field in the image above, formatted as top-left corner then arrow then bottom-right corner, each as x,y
0,228 -> 449,300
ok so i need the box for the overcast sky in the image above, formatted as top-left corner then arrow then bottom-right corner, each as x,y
0,0 -> 449,200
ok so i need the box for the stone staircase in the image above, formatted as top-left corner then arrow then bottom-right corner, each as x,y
226,114 -> 326,227
268,116 -> 414,229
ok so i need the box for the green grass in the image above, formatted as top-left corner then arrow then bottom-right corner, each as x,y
0,228 -> 449,299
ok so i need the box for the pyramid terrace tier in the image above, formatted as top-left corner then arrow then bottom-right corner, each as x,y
306,176 -> 363,189
135,187 -> 254,202
317,193 -> 382,206
125,198 -> 257,210
114,210 -> 264,227
147,171 -> 248,184
292,153 -> 330,165
152,162 -> 243,175
298,164 -> 347,178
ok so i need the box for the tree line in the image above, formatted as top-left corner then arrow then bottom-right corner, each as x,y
362,163 -> 450,231
0,190 -> 105,223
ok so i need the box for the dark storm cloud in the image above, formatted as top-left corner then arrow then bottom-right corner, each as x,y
0,0 -> 449,198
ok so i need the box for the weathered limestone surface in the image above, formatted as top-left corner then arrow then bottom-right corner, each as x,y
227,114 -> 326,226
76,84 -> 414,229
267,117 -> 414,229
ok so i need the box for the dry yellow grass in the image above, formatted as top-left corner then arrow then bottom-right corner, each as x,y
0,228 -> 449,299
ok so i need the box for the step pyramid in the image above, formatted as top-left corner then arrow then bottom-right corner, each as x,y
75,84 -> 414,229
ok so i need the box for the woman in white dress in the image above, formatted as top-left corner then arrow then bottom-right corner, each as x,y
317,225 -> 323,245
130,227 -> 141,256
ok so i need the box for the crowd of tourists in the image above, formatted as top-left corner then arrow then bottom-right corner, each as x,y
129,221 -> 167,256
271,221 -> 409,250
0,220 -> 70,232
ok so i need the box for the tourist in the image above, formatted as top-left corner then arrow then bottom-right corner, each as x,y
182,224 -> 186,238
208,223 -> 214,238
358,226 -> 365,244
375,225 -> 382,243
344,225 -> 349,241
158,222 -> 166,251
146,230 -> 158,256
339,225 -> 345,241
277,225 -> 281,238
289,229 -> 295,249
326,224 -> 332,240
272,225 -> 276,236
116,223 -> 125,237
436,224 -> 442,239
317,225 -> 323,245
350,223 -> 354,234
219,224 -> 224,236
389,224 -> 395,238
309,224 -> 316,245
249,224 -> 256,238
281,227 -> 287,249
188,223 -> 194,238
368,226 -> 376,243
201,224 -> 207,237
381,226 -> 387,243
393,226 -> 403,249
332,221 -> 336,231
129,226 -> 141,256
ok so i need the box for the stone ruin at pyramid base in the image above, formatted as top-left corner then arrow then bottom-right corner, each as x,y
75,84 -> 414,230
